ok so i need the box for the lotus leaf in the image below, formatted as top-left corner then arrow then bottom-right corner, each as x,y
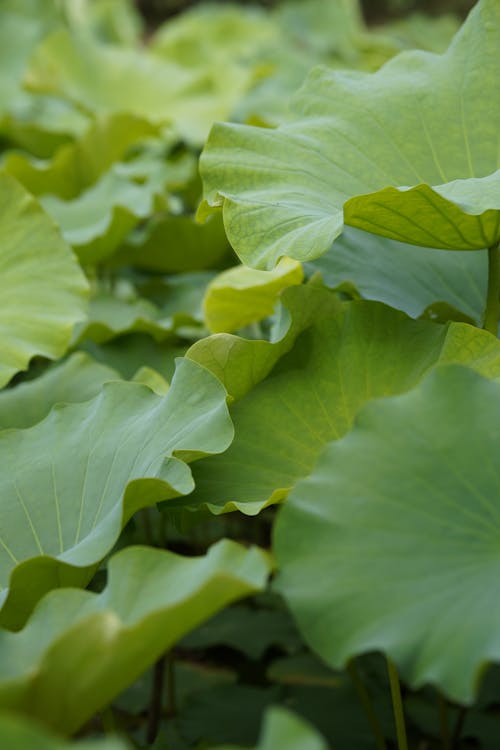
186,285 -> 500,515
0,357 -> 233,628
4,114 -> 159,199
204,257 -> 303,333
274,365 -> 500,704
0,714 -> 129,749
115,213 -> 230,272
311,226 -> 486,322
0,173 -> 88,388
212,707 -> 328,750
26,29 -> 254,144
39,167 -> 167,264
0,353 -> 118,430
0,540 -> 269,733
200,0 -> 500,268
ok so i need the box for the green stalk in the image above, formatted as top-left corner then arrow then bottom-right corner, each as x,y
146,655 -> 166,744
387,658 -> 408,750
482,242 -> 500,335
166,652 -> 177,717
437,693 -> 451,750
347,660 -> 387,750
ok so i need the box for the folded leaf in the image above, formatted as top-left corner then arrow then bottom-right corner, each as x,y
200,0 -> 500,267
0,357 -> 233,629
0,173 -> 88,387
0,353 -> 118,430
186,284 -> 500,515
0,540 -> 269,733
204,257 -> 303,333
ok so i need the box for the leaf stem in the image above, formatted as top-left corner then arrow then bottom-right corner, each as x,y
387,658 -> 408,750
166,652 -> 176,717
482,241 -> 500,335
437,693 -> 451,750
146,655 -> 166,745
451,705 -> 467,749
347,659 -> 387,750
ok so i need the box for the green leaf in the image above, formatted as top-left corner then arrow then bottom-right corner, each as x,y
181,602 -> 301,660
0,357 -> 233,629
26,29 -> 254,144
75,273 -> 214,345
204,258 -> 303,333
115,213 -> 231,273
1,94 -> 89,158
176,685 -> 280,748
274,365 -> 500,704
383,12 -> 460,54
74,287 -> 177,345
0,172 -> 88,388
150,3 -> 276,67
0,540 -> 269,733
344,170 -> 500,251
4,114 -> 159,199
310,226 -> 487,322
0,352 -> 118,429
188,282 -> 337,402
81,334 -> 187,381
64,0 -> 143,46
200,0 -> 500,267
212,707 -> 328,750
39,166 -> 166,264
0,714 -> 129,749
0,5 -> 59,116
185,285 -> 500,515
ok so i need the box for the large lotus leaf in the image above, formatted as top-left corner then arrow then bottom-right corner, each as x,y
0,353 -> 118,430
0,173 -> 88,388
0,357 -> 233,629
115,212 -> 231,272
204,258 -> 303,333
185,286 -> 500,515
4,114 -> 159,200
274,365 -> 500,704
0,714 -> 128,749
39,167 -> 166,264
200,0 -> 500,267
0,540 -> 269,733
25,29 -> 254,144
310,226 -> 487,322
212,707 -> 328,750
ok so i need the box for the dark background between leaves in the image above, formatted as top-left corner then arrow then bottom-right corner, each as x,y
135,0 -> 476,27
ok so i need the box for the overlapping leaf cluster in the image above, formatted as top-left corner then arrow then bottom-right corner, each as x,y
1,0 -> 499,747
